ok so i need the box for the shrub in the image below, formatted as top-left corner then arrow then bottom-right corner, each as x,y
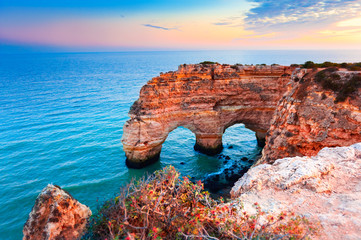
320,61 -> 336,68
348,65 -> 361,71
297,61 -> 361,70
200,61 -> 218,65
335,75 -> 361,102
83,166 -> 319,240
314,68 -> 361,103
302,61 -> 316,69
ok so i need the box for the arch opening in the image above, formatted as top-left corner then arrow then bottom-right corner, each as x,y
203,123 -> 263,195
160,126 -> 224,179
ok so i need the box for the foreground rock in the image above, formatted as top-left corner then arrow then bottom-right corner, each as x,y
231,143 -> 361,240
23,184 -> 91,240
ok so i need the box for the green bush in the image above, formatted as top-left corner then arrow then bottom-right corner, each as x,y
199,61 -> 218,65
314,68 -> 361,103
302,61 -> 316,69
298,61 -> 361,70
335,75 -> 361,102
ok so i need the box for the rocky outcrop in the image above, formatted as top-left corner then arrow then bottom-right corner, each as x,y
231,143 -> 361,240
122,64 -> 361,168
122,64 -> 293,168
23,184 -> 91,240
261,69 -> 361,163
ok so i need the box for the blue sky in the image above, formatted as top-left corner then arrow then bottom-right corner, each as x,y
1,0 -> 360,52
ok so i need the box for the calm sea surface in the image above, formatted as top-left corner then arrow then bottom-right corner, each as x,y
1,50 -> 360,239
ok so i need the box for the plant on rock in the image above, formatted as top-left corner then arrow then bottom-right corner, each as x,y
83,166 -> 318,240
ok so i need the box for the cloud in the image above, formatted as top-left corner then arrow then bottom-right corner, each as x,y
233,32 -> 277,40
245,0 -> 361,30
142,24 -> 177,31
337,16 -> 361,27
319,28 -> 361,36
213,22 -> 233,26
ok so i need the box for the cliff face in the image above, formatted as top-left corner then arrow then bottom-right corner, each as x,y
23,185 -> 91,240
261,69 -> 361,163
231,143 -> 361,240
122,64 -> 292,168
122,64 -> 361,168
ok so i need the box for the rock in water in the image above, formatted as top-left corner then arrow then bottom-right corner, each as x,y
231,143 -> 361,240
23,184 -> 91,240
122,63 -> 293,167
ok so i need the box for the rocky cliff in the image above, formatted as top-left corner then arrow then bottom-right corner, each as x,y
261,68 -> 361,163
122,64 -> 293,168
122,64 -> 361,168
23,185 -> 91,240
231,143 -> 361,240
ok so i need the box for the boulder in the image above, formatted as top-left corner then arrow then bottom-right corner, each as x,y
231,143 -> 361,240
23,184 -> 91,240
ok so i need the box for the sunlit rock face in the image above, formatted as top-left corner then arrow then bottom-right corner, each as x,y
23,184 -> 91,240
231,143 -> 361,240
122,64 -> 293,168
260,69 -> 361,164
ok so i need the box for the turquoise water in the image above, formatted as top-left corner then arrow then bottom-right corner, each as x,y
1,50 -> 360,240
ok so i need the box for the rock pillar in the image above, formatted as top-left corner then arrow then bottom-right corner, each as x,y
122,119 -> 166,169
194,133 -> 223,155
255,131 -> 266,148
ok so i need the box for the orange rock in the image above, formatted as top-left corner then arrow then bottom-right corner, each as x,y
122,64 -> 292,168
261,68 -> 361,163
23,185 -> 91,240
122,64 -> 361,168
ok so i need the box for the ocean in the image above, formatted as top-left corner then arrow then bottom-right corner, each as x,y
1,50 -> 360,239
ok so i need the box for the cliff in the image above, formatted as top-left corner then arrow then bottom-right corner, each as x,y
231,143 -> 361,240
122,64 -> 361,168
122,63 -> 293,168
261,68 -> 361,163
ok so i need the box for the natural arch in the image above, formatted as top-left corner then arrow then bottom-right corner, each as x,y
222,123 -> 260,150
122,64 -> 293,168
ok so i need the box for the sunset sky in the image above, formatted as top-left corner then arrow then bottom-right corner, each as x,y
1,0 -> 361,52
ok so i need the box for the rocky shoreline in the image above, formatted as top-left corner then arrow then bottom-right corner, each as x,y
231,143 -> 361,240
22,63 -> 361,239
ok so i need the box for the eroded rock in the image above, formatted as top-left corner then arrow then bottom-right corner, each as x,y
122,64 -> 292,168
261,69 -> 361,163
231,143 -> 361,240
23,184 -> 91,240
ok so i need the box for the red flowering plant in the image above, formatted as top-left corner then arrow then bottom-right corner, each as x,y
83,166 -> 319,240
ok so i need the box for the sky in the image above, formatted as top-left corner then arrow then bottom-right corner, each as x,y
0,0 -> 361,52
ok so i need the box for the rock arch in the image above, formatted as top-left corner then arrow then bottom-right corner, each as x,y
122,64 -> 293,168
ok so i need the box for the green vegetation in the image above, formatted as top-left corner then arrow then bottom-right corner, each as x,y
199,61 -> 219,65
314,68 -> 361,103
83,166 -> 318,240
301,61 -> 361,71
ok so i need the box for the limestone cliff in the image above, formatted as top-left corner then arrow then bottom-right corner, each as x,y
23,185 -> 91,240
231,143 -> 361,240
122,64 -> 292,168
261,68 -> 361,163
122,64 -> 361,168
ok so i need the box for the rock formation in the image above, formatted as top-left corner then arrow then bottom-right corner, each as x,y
261,68 -> 361,163
23,184 -> 91,240
122,64 -> 361,168
122,64 -> 293,168
231,143 -> 361,240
